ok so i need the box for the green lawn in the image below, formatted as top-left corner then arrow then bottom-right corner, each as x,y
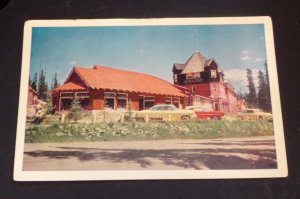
25,120 -> 274,143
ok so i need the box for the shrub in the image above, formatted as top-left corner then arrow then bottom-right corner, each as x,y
69,98 -> 82,122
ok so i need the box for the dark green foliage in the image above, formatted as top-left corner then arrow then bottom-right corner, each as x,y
264,61 -> 272,112
38,69 -> 48,100
29,72 -> 38,91
69,98 -> 82,122
51,73 -> 59,90
257,70 -> 270,111
246,69 -> 257,107
25,120 -> 274,143
45,91 -> 53,114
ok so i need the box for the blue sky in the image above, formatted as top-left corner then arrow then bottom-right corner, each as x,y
30,24 -> 267,93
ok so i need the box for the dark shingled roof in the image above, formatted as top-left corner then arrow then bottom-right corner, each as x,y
173,63 -> 185,70
181,51 -> 207,74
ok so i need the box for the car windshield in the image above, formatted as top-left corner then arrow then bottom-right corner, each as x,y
188,106 -> 213,111
148,105 -> 178,111
243,110 -> 255,113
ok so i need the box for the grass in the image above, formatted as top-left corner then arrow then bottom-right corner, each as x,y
25,120 -> 274,143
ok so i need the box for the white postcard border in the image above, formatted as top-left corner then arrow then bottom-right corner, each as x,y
14,17 -> 288,181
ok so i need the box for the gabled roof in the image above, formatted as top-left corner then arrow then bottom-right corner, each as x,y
63,65 -> 186,97
173,63 -> 185,70
28,86 -> 37,94
53,82 -> 87,92
181,51 -> 207,74
205,58 -> 214,66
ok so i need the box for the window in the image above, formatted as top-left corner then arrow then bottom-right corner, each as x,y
76,91 -> 89,98
172,97 -> 180,108
116,93 -> 128,110
212,84 -> 217,91
211,70 -> 217,78
186,74 -> 193,79
104,92 -> 116,97
144,96 -> 155,110
117,99 -> 127,110
104,98 -> 115,110
194,73 -> 201,79
165,97 -> 172,104
144,101 -> 155,109
60,92 -> 74,98
104,92 -> 116,110
192,86 -> 196,92
174,74 -> 178,82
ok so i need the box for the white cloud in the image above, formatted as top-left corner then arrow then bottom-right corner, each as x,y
241,50 -> 249,55
224,69 -> 248,87
240,55 -> 250,61
69,60 -> 77,65
224,68 -> 260,93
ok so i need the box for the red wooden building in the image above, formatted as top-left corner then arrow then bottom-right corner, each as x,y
172,51 -> 239,113
52,65 -> 187,111
27,86 -> 37,106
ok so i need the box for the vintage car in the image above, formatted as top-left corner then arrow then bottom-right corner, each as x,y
185,106 -> 225,120
237,109 -> 272,121
136,104 -> 196,121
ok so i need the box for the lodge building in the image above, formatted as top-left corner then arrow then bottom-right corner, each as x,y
52,66 -> 187,111
172,50 -> 239,113
52,50 -> 242,113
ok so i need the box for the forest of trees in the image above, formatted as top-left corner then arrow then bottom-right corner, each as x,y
245,61 -> 271,112
29,69 -> 60,101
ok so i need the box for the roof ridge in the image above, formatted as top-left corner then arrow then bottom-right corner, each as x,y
93,65 -> 173,83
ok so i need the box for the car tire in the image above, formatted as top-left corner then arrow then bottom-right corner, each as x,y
181,115 -> 190,120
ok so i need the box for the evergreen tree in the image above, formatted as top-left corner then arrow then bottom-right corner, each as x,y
29,75 -> 32,86
38,69 -> 48,100
50,73 -> 59,90
45,90 -> 53,114
30,72 -> 38,91
53,73 -> 59,88
69,97 -> 82,122
257,70 -> 269,111
246,69 -> 257,107
264,61 -> 272,112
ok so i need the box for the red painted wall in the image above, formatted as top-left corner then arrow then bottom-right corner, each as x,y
27,90 -> 36,106
89,89 -> 104,110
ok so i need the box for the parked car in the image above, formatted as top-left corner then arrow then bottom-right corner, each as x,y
136,104 -> 196,121
185,106 -> 225,120
237,109 -> 272,121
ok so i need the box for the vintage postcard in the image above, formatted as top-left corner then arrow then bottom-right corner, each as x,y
14,17 -> 287,181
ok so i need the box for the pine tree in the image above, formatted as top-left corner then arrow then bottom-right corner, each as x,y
53,73 -> 59,88
264,61 -> 272,112
50,73 -> 59,90
246,69 -> 257,107
30,72 -> 38,91
257,70 -> 269,111
38,69 -> 48,100
69,97 -> 82,122
29,75 -> 32,86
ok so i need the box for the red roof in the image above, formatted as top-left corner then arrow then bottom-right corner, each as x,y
28,86 -> 37,94
53,82 -> 86,92
64,65 -> 185,97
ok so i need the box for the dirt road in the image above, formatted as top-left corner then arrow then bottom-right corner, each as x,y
23,136 -> 277,170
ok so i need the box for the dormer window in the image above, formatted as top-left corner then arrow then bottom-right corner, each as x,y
186,73 -> 193,79
174,74 -> 178,82
186,73 -> 200,79
194,73 -> 200,79
211,70 -> 217,78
